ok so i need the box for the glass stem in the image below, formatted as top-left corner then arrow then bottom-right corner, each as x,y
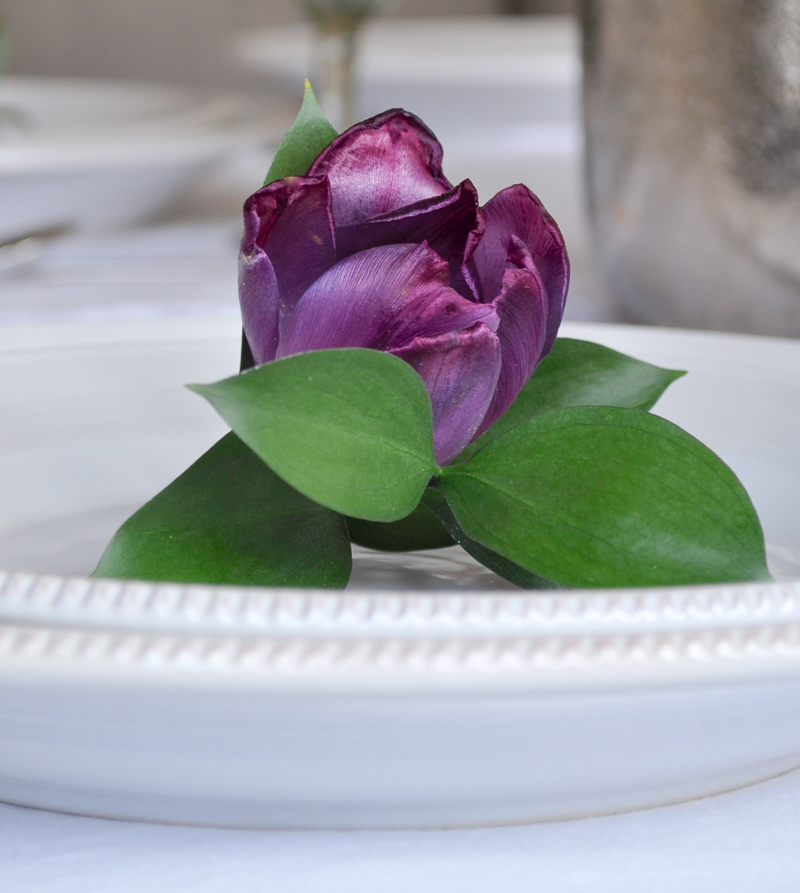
310,11 -> 364,130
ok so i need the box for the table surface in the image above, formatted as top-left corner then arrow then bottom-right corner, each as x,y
2,766 -> 798,892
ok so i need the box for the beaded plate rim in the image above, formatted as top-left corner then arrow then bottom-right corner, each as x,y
3,572 -> 800,682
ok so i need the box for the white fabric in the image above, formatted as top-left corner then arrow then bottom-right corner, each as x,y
2,767 -> 797,892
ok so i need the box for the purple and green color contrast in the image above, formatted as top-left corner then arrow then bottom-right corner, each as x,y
94,86 -> 769,591
238,109 -> 569,465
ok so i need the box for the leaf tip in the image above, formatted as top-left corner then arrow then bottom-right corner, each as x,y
301,79 -> 322,111
185,382 -> 213,400
262,80 -> 337,186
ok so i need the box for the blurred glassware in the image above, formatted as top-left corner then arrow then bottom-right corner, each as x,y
236,16 -> 580,141
301,0 -> 395,129
582,0 -> 800,336
0,15 -> 7,72
0,15 -> 23,135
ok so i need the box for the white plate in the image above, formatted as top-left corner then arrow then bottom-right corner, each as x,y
0,77 -> 273,240
0,319 -> 799,829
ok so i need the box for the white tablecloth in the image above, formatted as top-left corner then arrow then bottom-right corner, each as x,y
3,766 -> 797,892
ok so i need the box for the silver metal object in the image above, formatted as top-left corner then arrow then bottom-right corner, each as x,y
582,0 -> 800,335
0,224 -> 71,275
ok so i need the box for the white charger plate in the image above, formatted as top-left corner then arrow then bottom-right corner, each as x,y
0,318 -> 799,829
0,77 -> 275,240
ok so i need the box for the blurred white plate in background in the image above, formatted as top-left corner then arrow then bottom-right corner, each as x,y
0,318 -> 799,828
234,14 -> 581,204
0,77 -> 278,241
234,15 -> 579,146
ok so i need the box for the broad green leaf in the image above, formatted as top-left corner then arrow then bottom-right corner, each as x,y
93,433 -> 351,587
440,406 -> 769,588
190,349 -> 440,523
458,338 -> 685,462
263,80 -> 337,186
422,489 -> 559,588
347,502 -> 455,552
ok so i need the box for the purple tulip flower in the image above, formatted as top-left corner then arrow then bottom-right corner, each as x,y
239,110 -> 569,465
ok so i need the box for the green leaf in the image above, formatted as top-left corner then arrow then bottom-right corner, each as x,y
440,406 -> 769,588
347,502 -> 455,552
190,349 -> 440,523
93,433 -> 351,587
264,80 -> 338,186
422,489 -> 559,588
458,338 -> 685,461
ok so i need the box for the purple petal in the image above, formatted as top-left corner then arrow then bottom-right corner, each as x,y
472,184 -> 569,353
308,110 -> 452,226
241,177 -> 336,322
336,180 -> 484,300
391,324 -> 502,465
277,242 -> 498,358
474,238 -> 549,438
239,248 -> 280,364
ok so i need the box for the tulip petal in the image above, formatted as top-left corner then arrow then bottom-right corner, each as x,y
473,184 -> 569,353
277,242 -> 498,358
336,180 -> 484,300
474,238 -> 549,438
239,248 -> 280,364
241,176 -> 336,320
391,324 -> 501,465
308,110 -> 452,226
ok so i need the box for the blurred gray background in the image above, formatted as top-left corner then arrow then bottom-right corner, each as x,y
0,0 -> 575,89
0,0 -> 613,326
